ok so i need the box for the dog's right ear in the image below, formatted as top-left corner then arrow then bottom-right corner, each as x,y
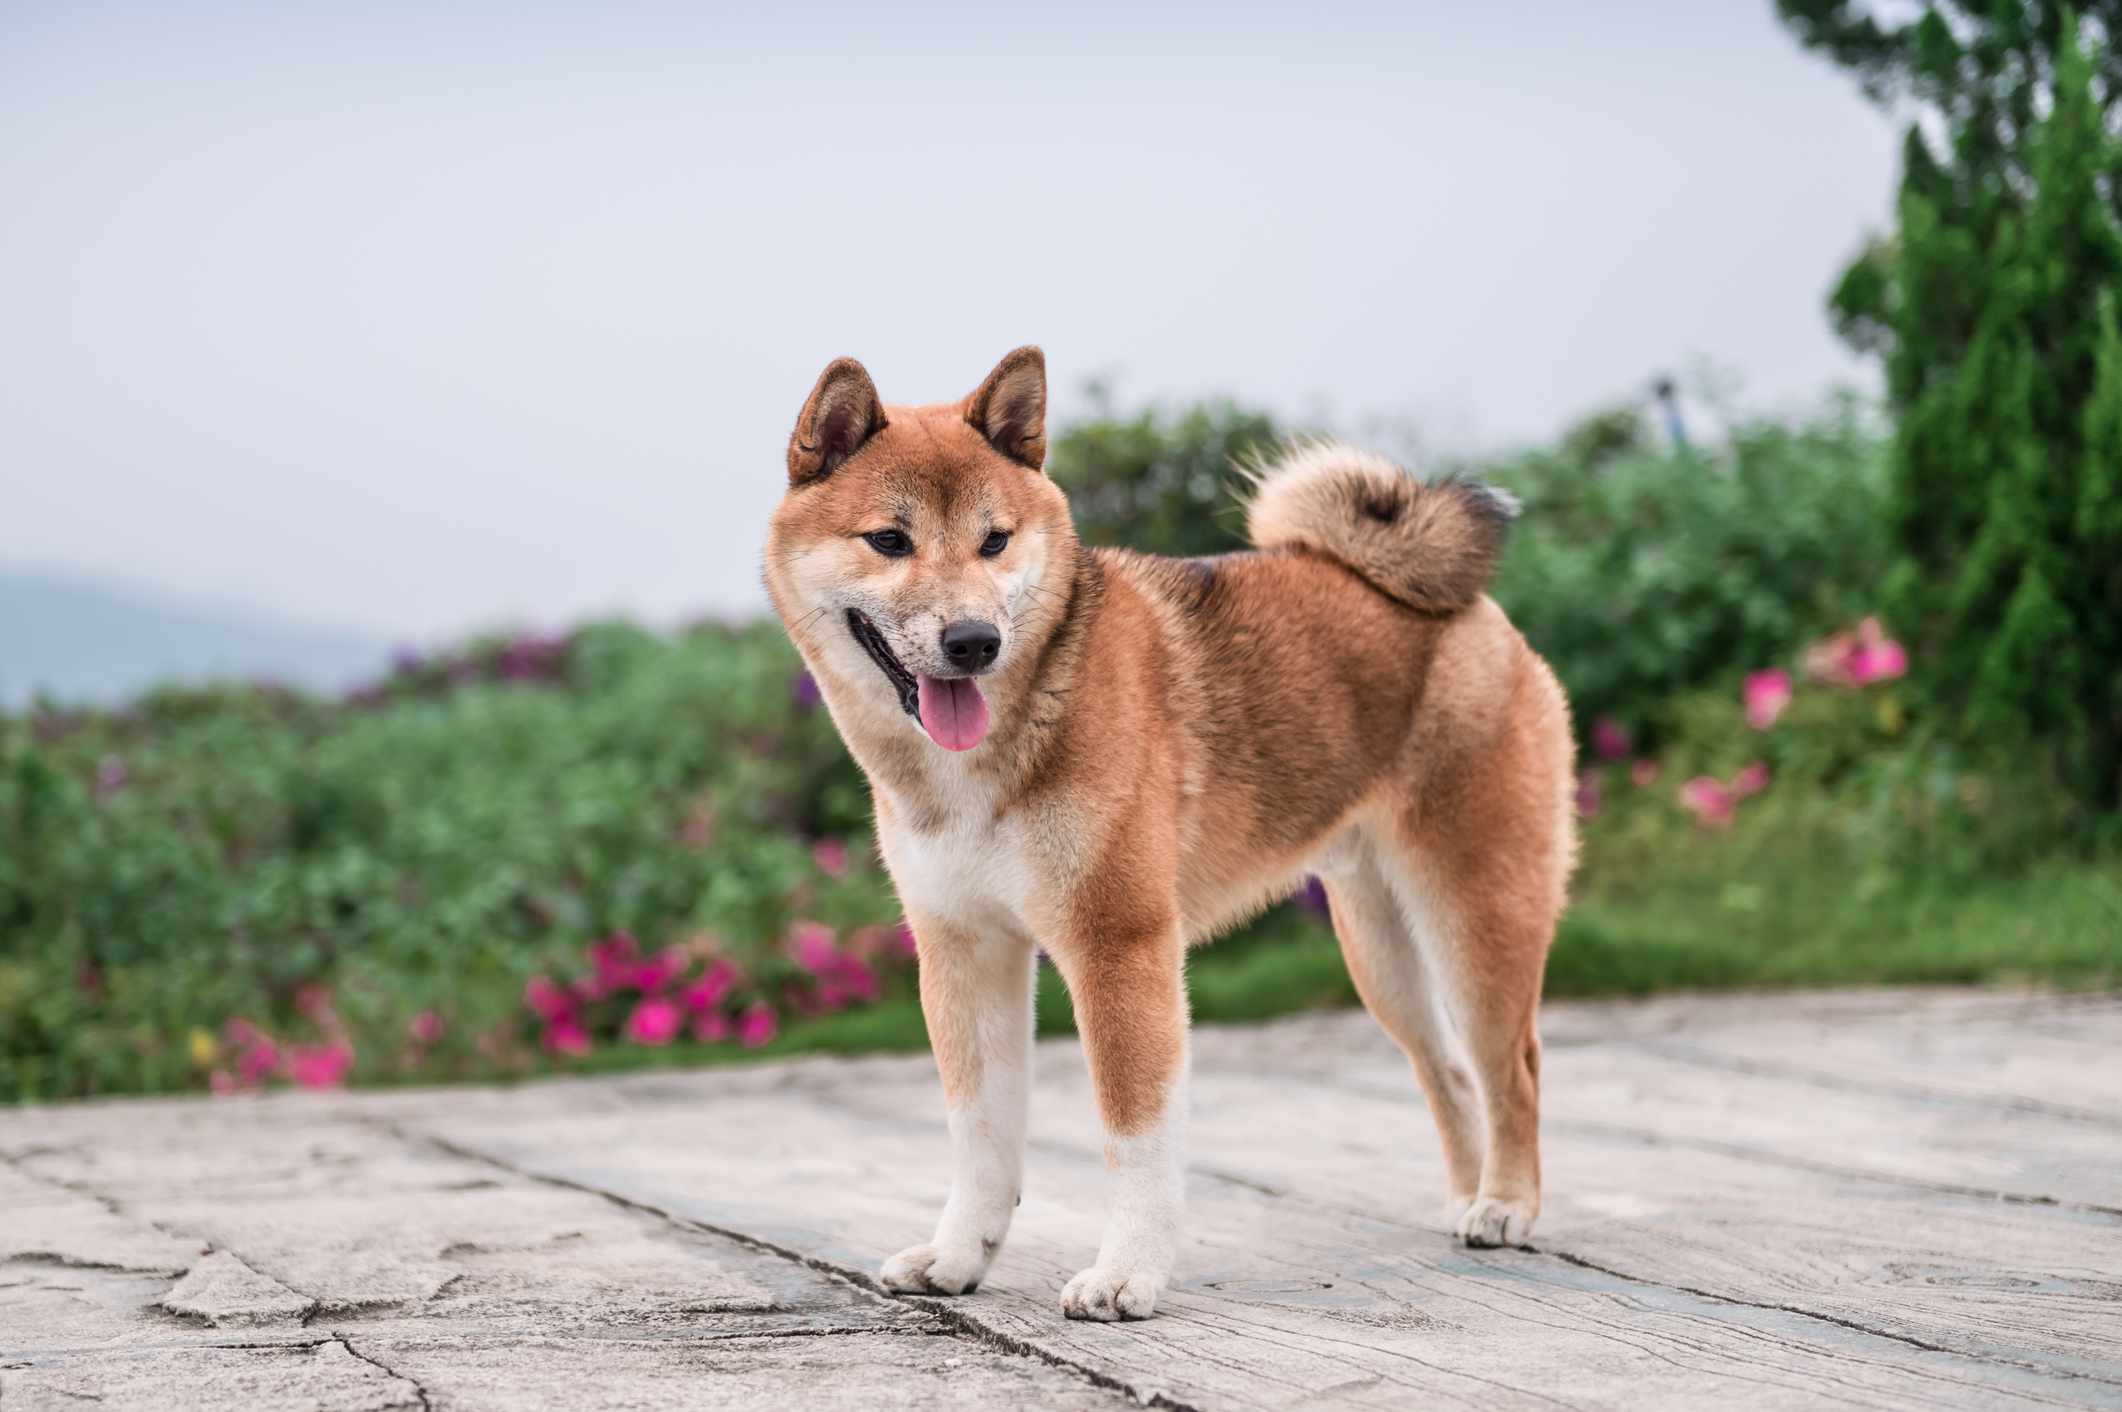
787,357 -> 886,486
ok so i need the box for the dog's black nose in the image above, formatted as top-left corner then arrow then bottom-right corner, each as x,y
940,620 -> 1001,671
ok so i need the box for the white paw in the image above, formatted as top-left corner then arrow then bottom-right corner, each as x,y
1457,1195 -> 1536,1248
1060,1264 -> 1165,1321
880,1241 -> 988,1295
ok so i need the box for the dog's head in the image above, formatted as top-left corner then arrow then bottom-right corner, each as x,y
765,347 -> 1074,754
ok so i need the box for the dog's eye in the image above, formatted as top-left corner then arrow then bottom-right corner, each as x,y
980,530 -> 1011,558
862,530 -> 912,558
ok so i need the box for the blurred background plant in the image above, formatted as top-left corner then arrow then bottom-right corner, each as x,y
1780,0 -> 2122,808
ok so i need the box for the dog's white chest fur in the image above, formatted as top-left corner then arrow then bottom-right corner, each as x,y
876,775 -> 1046,941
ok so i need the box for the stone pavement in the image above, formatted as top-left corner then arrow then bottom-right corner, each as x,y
4,987 -> 2120,1410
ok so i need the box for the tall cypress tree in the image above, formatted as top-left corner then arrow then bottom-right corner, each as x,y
1781,4 -> 2122,807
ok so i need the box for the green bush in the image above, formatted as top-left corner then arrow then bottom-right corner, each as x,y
1485,397 -> 1893,741
0,621 -> 901,1101
1781,3 -> 2122,807
1047,389 -> 1284,557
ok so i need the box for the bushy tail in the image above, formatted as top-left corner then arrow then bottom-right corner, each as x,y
1242,441 -> 1518,614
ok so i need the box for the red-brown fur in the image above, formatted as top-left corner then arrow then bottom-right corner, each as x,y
765,348 -> 1574,1316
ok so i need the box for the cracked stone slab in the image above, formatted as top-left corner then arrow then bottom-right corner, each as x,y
8,986 -> 2120,1411
343,1330 -> 1121,1412
0,1163 -> 206,1275
2,1337 -> 422,1412
158,1250 -> 318,1327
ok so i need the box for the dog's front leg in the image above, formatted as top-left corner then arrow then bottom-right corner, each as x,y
1050,926 -> 1188,1321
880,912 -> 1035,1297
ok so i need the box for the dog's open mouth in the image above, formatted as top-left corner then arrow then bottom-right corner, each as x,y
846,609 -> 989,752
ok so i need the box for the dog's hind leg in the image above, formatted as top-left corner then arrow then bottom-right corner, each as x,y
1383,862 -> 1546,1249
879,912 -> 1037,1296
1319,836 -> 1486,1221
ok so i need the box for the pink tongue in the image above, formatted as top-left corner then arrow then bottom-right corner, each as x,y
916,675 -> 990,751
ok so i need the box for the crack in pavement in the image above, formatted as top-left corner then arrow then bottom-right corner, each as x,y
369,1118 -> 1200,1412
332,1334 -> 432,1412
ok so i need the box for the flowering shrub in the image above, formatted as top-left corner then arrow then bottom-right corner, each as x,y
205,990 -> 357,1094
1487,398 -> 1893,751
1578,617 -> 1909,835
516,922 -> 915,1062
0,619 -> 901,1101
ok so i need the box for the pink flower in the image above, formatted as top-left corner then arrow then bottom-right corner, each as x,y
1574,770 -> 1602,819
209,1068 -> 238,1095
288,1043 -> 353,1089
293,983 -> 335,1021
543,1016 -> 591,1058
1630,759 -> 1660,789
1590,716 -> 1631,761
681,960 -> 740,1013
627,946 -> 688,993
1848,637 -> 1908,686
1804,616 -> 1910,688
586,931 -> 640,993
737,1003 -> 778,1049
408,1010 -> 445,1045
815,954 -> 880,1011
1743,669 -> 1792,731
789,921 -> 838,974
625,997 -> 684,1046
524,975 -> 575,1023
224,1018 -> 264,1049
1732,761 -> 1771,799
94,756 -> 128,797
236,1038 -> 281,1085
1678,776 -> 1736,829
692,1012 -> 732,1043
811,837 -> 850,878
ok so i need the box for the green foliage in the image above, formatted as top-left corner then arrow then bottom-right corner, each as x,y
1484,399 -> 1892,740
1046,390 -> 1284,557
1781,3 -> 2122,807
0,621 -> 896,1101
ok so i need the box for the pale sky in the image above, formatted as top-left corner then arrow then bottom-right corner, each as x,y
0,1 -> 1897,646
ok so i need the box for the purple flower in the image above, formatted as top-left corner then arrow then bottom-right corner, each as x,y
791,671 -> 822,711
1297,877 -> 1331,919
498,634 -> 567,682
93,756 -> 128,797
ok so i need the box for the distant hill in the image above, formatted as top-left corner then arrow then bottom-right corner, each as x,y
0,567 -> 390,709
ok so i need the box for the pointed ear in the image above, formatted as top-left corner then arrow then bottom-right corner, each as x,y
787,357 -> 886,485
963,346 -> 1046,470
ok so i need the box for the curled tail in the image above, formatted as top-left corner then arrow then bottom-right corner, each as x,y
1243,440 -> 1518,614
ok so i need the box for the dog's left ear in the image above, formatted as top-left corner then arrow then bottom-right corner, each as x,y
788,357 -> 886,486
964,346 -> 1046,471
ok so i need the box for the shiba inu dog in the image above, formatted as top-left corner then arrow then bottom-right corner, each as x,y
764,347 -> 1574,1322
